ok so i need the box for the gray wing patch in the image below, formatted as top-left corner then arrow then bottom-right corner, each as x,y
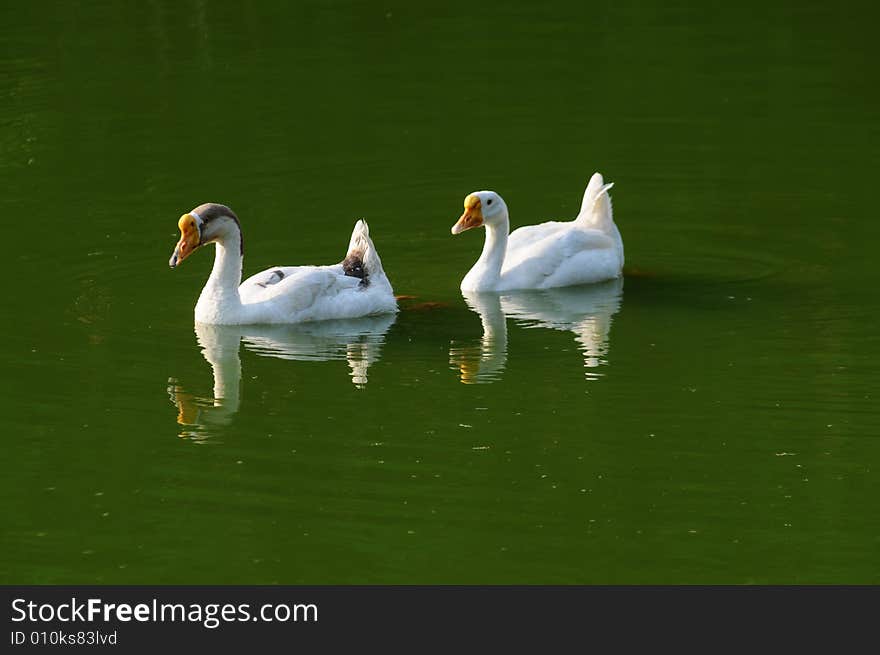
342,253 -> 370,288
256,269 -> 286,288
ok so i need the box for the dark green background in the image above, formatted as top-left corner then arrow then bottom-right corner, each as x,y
1,0 -> 878,583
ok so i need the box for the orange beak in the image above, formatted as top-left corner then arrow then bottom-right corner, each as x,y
169,213 -> 201,268
451,194 -> 483,235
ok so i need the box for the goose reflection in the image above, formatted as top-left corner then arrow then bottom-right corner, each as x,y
450,278 -> 623,384
167,314 -> 396,439
449,292 -> 509,384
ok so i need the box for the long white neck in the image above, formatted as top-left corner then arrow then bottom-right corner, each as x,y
195,229 -> 244,324
461,215 -> 509,292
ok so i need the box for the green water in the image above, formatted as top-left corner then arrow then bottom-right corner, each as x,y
2,0 -> 878,584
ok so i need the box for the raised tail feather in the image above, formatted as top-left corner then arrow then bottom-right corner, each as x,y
576,172 -> 615,229
342,219 -> 386,286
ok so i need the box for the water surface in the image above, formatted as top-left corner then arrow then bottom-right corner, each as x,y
1,0 -> 878,583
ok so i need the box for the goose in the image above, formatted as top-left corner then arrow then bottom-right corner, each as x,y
450,172 -> 624,291
169,203 -> 398,324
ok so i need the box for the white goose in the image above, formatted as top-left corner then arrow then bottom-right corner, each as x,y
450,172 -> 623,292
169,203 -> 398,324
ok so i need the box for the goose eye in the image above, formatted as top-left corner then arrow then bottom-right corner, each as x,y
487,198 -> 493,206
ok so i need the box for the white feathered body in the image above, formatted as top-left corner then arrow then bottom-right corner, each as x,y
459,173 -> 624,292
192,220 -> 397,325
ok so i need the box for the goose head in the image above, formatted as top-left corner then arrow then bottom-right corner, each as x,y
169,203 -> 242,268
451,191 -> 507,235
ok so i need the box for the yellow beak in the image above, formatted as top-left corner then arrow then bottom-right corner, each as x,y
169,213 -> 201,268
451,194 -> 483,235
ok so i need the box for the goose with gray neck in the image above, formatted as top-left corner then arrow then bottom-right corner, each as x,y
170,203 -> 398,325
